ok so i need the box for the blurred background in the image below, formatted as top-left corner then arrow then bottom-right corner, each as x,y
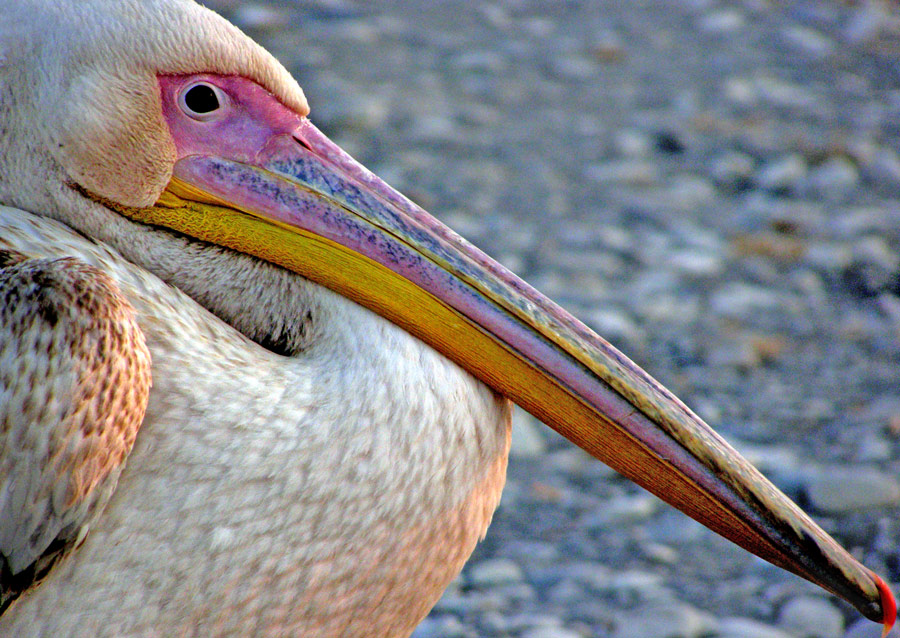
200,1 -> 900,636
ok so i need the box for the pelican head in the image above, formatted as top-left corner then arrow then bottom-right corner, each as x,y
0,0 -> 894,634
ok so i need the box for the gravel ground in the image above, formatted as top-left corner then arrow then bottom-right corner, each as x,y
201,1 -> 900,636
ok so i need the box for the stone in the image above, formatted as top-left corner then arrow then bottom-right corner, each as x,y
756,154 -> 808,192
468,559 -> 525,588
511,407 -> 548,458
716,617 -> 796,638
612,602 -> 715,638
804,466 -> 900,513
806,157 -> 859,200
698,10 -> 745,34
582,493 -> 658,528
777,596 -> 843,638
781,26 -> 834,59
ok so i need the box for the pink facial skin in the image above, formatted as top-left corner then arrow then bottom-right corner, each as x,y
159,74 -> 305,164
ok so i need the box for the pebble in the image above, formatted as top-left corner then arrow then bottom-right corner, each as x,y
584,160 -> 659,186
864,148 -> 900,187
806,157 -> 859,200
777,596 -> 843,638
410,615 -> 473,638
755,154 -> 808,192
551,54 -> 598,81
803,466 -> 900,513
754,76 -> 820,110
585,308 -> 645,347
521,627 -> 585,638
781,26 -> 834,58
664,175 -> 717,209
613,602 -> 714,638
511,407 -> 549,458
232,3 -> 289,29
582,493 -> 658,528
711,151 -> 756,190
614,129 -> 653,157
468,559 -> 526,588
698,10 -> 745,34
709,283 -> 784,319
716,617 -> 796,638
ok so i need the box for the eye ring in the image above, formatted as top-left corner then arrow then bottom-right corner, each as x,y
178,81 -> 227,121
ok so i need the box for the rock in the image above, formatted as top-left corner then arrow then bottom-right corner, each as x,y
521,627 -> 585,638
754,76 -> 819,110
582,493 -> 658,528
665,175 -> 717,209
716,617 -> 796,638
511,407 -> 548,458
585,308 -> 645,347
614,129 -> 653,157
640,541 -> 679,566
803,466 -> 900,513
551,54 -> 597,81
778,596 -> 843,638
410,615 -> 473,638
709,283 -> 783,319
847,236 -> 900,294
231,3 -> 289,30
668,249 -> 725,277
468,559 -> 525,588
698,10 -> 745,34
781,26 -> 834,59
864,148 -> 900,188
711,151 -> 756,190
845,2 -> 892,43
806,157 -> 859,200
755,154 -> 808,193
607,570 -> 666,598
584,160 -> 659,186
612,602 -> 715,638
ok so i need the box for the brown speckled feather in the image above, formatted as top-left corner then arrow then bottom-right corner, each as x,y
0,252 -> 151,611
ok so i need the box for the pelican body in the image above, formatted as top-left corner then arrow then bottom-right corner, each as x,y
0,1 -> 894,636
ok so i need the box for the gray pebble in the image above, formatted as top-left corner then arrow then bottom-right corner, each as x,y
709,283 -> 783,319
410,615 -> 473,638
777,596 -> 843,638
511,407 -> 548,458
755,154 -> 808,192
711,151 -> 756,189
584,160 -> 659,186
232,3 -> 288,30
804,466 -> 900,513
521,627 -> 585,638
582,493 -> 658,528
469,559 -> 526,588
806,157 -> 859,200
612,602 -> 715,638
781,26 -> 834,58
698,10 -> 745,34
716,617 -> 796,638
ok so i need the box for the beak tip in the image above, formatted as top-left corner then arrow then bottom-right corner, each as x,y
872,571 -> 897,636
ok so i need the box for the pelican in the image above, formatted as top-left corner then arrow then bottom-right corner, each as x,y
0,1 -> 894,636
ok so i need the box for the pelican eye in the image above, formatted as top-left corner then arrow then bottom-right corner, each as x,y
179,82 -> 225,120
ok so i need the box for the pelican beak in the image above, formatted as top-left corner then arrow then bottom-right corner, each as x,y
118,117 -> 894,630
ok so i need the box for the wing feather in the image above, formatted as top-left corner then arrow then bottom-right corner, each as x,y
0,251 -> 151,612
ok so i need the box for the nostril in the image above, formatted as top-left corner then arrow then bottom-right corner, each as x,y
293,134 -> 312,152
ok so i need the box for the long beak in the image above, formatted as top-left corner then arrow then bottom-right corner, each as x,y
119,119 -> 894,630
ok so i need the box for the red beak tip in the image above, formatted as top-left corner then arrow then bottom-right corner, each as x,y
874,573 -> 897,638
